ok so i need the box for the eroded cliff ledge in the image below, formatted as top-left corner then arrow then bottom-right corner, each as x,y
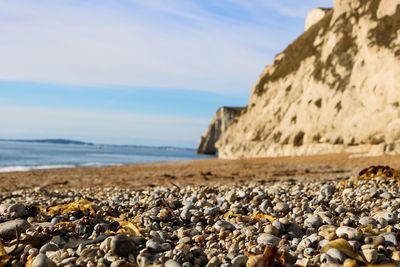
202,0 -> 400,158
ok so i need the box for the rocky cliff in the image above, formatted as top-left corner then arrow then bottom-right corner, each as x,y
204,0 -> 400,158
198,107 -> 244,154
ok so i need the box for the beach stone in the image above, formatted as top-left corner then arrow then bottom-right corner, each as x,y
146,239 -> 163,252
32,254 -> 57,267
0,204 -> 11,214
326,248 -> 346,263
225,190 -> 237,203
7,203 -> 26,218
373,210 -> 396,223
257,233 -> 281,246
275,202 -> 289,212
205,256 -> 220,267
362,248 -> 378,264
204,207 -> 219,217
231,255 -> 248,267
214,220 -> 235,231
165,259 -> 182,267
286,223 -> 304,238
264,225 -> 280,236
359,216 -> 377,225
319,225 -> 337,240
110,259 -> 131,267
0,219 -> 31,239
58,257 -> 77,266
381,233 -> 398,246
391,251 -> 400,263
110,235 -> 135,257
304,215 -> 322,228
336,226 -> 361,240
39,242 -> 59,254
320,184 -> 335,198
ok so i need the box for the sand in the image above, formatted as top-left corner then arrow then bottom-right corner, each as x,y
1,153 -> 400,193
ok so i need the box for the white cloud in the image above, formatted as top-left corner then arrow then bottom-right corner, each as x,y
0,0 -> 332,95
0,105 -> 208,147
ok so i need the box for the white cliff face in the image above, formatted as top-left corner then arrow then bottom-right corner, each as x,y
213,0 -> 400,159
197,107 -> 244,155
305,8 -> 330,31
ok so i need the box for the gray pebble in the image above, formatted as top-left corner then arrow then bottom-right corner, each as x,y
110,235 -> 135,257
32,254 -> 57,267
0,219 -> 31,240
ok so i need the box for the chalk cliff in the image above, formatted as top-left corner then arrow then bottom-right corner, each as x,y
198,107 -> 245,155
202,0 -> 400,158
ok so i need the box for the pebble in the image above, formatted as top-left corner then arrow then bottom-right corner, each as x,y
39,242 -> 59,254
257,233 -> 281,246
7,203 -> 26,218
165,259 -> 183,267
0,219 -> 31,239
31,254 -> 57,267
110,235 -> 135,257
336,226 -> 362,240
275,202 -> 289,212
231,255 -> 248,267
362,248 -> 378,263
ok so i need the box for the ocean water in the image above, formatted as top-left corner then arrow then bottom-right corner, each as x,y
0,140 -> 211,172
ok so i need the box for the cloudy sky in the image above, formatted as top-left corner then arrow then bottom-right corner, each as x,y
0,0 -> 332,147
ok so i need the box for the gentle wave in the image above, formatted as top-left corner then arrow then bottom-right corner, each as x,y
0,162 -> 125,173
0,165 -> 76,173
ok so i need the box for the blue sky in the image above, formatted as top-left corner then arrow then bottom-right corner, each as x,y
0,0 -> 332,148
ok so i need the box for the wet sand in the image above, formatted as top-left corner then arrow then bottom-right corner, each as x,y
1,153 -> 400,193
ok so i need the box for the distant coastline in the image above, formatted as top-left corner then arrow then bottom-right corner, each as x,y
0,138 -> 94,146
0,138 -> 197,151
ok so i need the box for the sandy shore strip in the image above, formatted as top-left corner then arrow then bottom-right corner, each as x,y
1,154 -> 400,192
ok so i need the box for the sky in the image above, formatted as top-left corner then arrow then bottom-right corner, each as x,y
0,0 -> 332,148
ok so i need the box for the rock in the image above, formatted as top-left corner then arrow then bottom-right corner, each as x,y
58,257 -> 77,267
372,210 -> 396,223
275,202 -> 289,212
320,184 -> 335,198
110,235 -> 135,257
0,219 -> 30,240
110,259 -> 131,267
381,233 -> 398,246
362,248 -> 378,264
359,216 -> 377,225
318,225 -> 337,241
231,254 -> 248,267
257,233 -> 281,246
39,242 -> 59,254
326,248 -> 346,263
206,256 -> 220,267
214,220 -> 236,231
7,203 -> 26,218
286,223 -> 304,238
264,225 -> 280,236
336,226 -> 361,240
146,239 -> 163,253
32,254 -> 57,267
304,215 -> 322,228
165,259 -> 182,267
204,207 -> 219,217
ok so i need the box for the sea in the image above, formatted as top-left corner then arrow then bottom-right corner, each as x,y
0,140 -> 211,172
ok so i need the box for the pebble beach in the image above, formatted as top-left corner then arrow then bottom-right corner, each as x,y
1,161 -> 400,266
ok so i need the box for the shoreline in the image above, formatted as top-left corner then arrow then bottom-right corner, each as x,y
1,153 -> 400,193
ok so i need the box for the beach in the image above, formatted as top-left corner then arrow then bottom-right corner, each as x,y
1,155 -> 400,266
1,153 -> 399,192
